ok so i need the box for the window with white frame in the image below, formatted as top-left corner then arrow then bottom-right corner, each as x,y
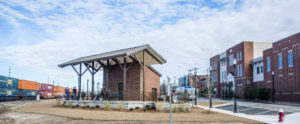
236,52 -> 239,61
288,50 -> 293,67
257,66 -> 260,74
261,65 -> 264,73
267,57 -> 271,72
278,53 -> 283,69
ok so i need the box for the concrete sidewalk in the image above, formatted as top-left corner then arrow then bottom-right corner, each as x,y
197,97 -> 300,113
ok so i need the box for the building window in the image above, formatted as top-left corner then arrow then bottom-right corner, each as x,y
229,54 -> 233,66
236,52 -> 239,61
278,53 -> 283,69
288,50 -> 293,67
257,66 -> 260,74
267,57 -> 271,72
239,51 -> 242,61
239,64 -> 243,76
261,65 -> 264,73
236,64 -> 239,77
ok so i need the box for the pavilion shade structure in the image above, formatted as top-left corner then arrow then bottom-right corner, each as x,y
58,44 -> 166,101
58,44 -> 166,69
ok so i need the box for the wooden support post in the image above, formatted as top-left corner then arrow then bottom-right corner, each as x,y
123,57 -> 127,100
106,60 -> 109,91
91,61 -> 95,99
78,63 -> 82,100
143,51 -> 145,101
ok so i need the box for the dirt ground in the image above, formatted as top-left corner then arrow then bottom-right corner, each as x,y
0,99 -> 263,124
197,102 -> 227,107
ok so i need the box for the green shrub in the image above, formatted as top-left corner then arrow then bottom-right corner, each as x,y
145,105 -> 152,110
244,85 -> 257,100
156,103 -> 162,111
117,103 -> 124,110
83,101 -> 88,107
180,104 -> 186,112
258,87 -> 271,101
67,101 -> 72,107
244,84 -> 271,101
104,101 -> 111,109
56,99 -> 61,106
129,108 -> 134,111
172,106 -> 178,112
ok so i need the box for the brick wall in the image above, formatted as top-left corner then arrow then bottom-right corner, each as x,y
226,42 -> 254,99
103,62 -> 161,101
142,66 -> 160,101
263,32 -> 300,102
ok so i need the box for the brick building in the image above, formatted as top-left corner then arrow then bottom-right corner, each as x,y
59,44 -> 166,101
263,32 -> 300,102
103,64 -> 161,101
210,41 -> 272,98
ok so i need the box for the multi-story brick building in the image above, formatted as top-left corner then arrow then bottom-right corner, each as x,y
263,32 -> 300,102
210,41 -> 272,98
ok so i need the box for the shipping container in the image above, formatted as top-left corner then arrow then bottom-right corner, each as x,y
40,83 -> 54,91
0,75 -> 19,89
53,91 -> 65,97
0,88 -> 19,96
40,91 -> 54,98
69,88 -> 73,93
53,86 -> 65,92
18,80 -> 39,90
0,95 -> 19,101
19,89 -> 39,96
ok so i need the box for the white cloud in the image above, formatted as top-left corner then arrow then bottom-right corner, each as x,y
0,0 -> 299,87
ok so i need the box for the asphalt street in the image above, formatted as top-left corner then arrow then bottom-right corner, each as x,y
197,97 -> 300,115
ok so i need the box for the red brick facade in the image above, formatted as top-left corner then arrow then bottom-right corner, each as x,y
210,33 -> 300,102
226,42 -> 254,99
263,32 -> 300,102
103,62 -> 160,101
211,42 -> 259,99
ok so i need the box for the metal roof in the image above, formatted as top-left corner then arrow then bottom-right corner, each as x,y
58,44 -> 167,69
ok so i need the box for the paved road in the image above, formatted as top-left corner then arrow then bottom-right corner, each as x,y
197,97 -> 300,115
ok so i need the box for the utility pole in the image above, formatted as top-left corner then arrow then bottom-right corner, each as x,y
188,69 -> 192,86
173,77 -> 177,86
8,67 -> 11,78
167,76 -> 172,124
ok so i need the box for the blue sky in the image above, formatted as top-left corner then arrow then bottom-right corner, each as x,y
0,0 -> 299,90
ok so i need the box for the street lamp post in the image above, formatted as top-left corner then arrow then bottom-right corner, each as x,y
233,58 -> 237,113
272,71 -> 275,103
209,66 -> 212,109
194,68 -> 198,105
207,66 -> 212,109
